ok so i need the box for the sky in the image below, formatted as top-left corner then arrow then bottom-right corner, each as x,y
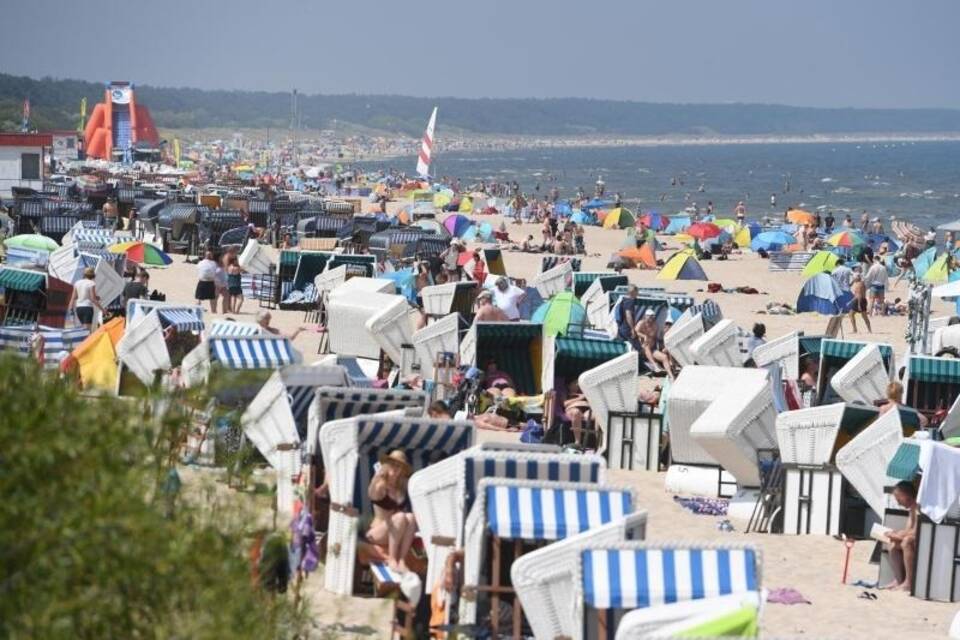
2,0 -> 959,109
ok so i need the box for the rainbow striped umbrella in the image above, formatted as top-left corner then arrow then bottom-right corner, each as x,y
108,241 -> 173,266
827,230 -> 865,248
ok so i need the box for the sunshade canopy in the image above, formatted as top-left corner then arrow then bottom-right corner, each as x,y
484,484 -> 633,540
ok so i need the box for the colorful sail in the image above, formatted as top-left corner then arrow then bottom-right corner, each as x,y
416,106 -> 437,177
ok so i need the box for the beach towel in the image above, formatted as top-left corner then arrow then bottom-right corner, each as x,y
673,495 -> 729,516
767,587 -> 811,605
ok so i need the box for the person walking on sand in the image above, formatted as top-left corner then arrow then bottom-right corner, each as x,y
69,267 -> 105,330
849,273 -> 872,333
195,251 -> 219,314
865,255 -> 889,316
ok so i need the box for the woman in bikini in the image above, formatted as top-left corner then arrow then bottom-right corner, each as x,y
564,380 -> 592,446
366,450 -> 417,572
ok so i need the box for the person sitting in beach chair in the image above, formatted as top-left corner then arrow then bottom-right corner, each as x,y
366,450 -> 417,572
878,381 -> 929,428
563,380 -> 592,447
482,358 -> 517,399
634,309 -> 672,375
883,480 -> 918,591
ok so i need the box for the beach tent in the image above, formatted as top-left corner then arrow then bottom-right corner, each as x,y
922,253 -> 954,284
639,212 -> 668,231
458,196 -> 473,213
554,201 -> 573,217
531,292 -> 587,337
570,210 -> 595,225
802,250 -> 840,277
713,218 -> 739,230
685,222 -> 721,240
618,244 -> 657,269
796,273 -> 854,315
657,253 -> 707,281
734,226 -> 752,248
602,207 -> 636,229
62,316 -> 126,390
442,213 -> 472,237
912,246 -> 939,281
665,215 -> 691,234
751,231 -> 795,252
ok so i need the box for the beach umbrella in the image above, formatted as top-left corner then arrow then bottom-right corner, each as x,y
884,254 -> 902,277
570,210 -> 594,225
553,201 -> 573,217
796,273 -> 854,315
827,230 -> 865,249
414,219 -> 446,236
685,222 -> 722,240
582,198 -> 609,211
442,214 -> 473,237
657,253 -> 708,281
922,253 -> 954,284
787,209 -> 816,226
912,246 -> 938,280
4,234 -> 59,252
618,244 -> 657,269
751,231 -> 796,252
602,207 -> 636,229
108,241 -> 173,266
639,212 -> 668,231
530,291 -> 586,337
802,250 -> 840,277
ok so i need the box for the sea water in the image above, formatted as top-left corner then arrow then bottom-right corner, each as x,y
369,140 -> 960,228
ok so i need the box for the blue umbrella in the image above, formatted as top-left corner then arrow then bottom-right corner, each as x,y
570,210 -> 595,225
796,273 -> 854,315
554,201 -> 573,216
751,231 -> 796,252
582,198 -> 611,211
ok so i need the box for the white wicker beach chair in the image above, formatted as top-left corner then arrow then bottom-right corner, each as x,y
689,319 -> 743,367
412,312 -> 460,379
207,320 -> 262,337
116,310 -> 170,386
238,239 -> 273,275
578,351 -> 639,453
313,264 -> 347,296
752,331 -> 801,380
327,288 -> 405,359
365,295 -> 418,376
420,282 -> 462,316
614,592 -> 762,639
94,257 -> 125,308
47,244 -> 79,282
208,335 -> 299,369
329,275 -> 395,295
179,341 -> 210,388
533,259 -> 573,299
319,415 -> 474,595
571,541 -> 762,640
942,395 -> 960,440
776,402 -> 850,466
835,408 -> 904,518
665,366 -> 730,469
408,445 -> 606,594
459,478 -> 636,631
581,279 -> 610,330
663,311 -> 704,367
512,512 -> 647,640
830,344 -> 890,406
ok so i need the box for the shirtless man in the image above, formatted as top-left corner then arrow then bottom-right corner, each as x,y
849,273 -> 872,333
474,290 -> 509,322
634,309 -> 671,373
884,481 -> 918,591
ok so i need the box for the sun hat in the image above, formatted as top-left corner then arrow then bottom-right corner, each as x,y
379,449 -> 412,477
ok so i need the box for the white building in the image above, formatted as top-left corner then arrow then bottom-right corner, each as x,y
0,133 -> 51,196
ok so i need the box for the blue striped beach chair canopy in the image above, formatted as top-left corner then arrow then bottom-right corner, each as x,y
312,387 -> 428,425
463,451 -> 604,517
276,366 -> 351,434
352,416 -> 474,513
483,482 -> 633,541
208,321 -> 263,337
0,325 -> 88,369
210,336 -> 297,370
155,307 -> 205,332
581,545 -> 760,611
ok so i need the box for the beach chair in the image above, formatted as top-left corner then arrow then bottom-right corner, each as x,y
689,319 -> 744,367
580,279 -> 611,331
461,321 -> 544,396
365,295 -> 418,378
913,446 -> 960,602
411,312 -> 462,382
208,335 -> 298,370
47,244 -> 79,283
459,478 -> 636,636
572,272 -> 626,298
768,250 -> 814,272
776,402 -> 879,535
540,256 -> 581,274
408,443 -> 606,595
663,311 -> 704,367
752,331 -> 801,380
207,320 -> 262,337
572,541 -> 762,640
238,239 -> 274,275
511,511 -> 648,640
116,310 -> 170,387
835,408 -> 904,520
313,264 -> 348,298
533,260 -> 574,299
93,257 -> 125,318
829,344 -> 891,406
420,282 -> 478,318
0,324 -> 88,370
319,415 -> 474,595
816,339 -> 894,406
614,592 -> 762,639
666,367 -> 776,498
327,286 -> 404,360
903,355 -> 960,421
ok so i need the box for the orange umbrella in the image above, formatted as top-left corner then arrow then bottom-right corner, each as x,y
619,244 -> 657,269
786,208 -> 816,225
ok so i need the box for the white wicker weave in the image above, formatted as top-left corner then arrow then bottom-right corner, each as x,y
240,370 -> 301,477
942,395 -> 960,440
533,260 -> 573,298
776,403 -> 848,465
689,319 -> 743,367
830,344 -> 890,405
116,310 -> 170,386
460,478 -> 635,628
179,340 -> 210,388
94,257 -> 125,307
238,239 -> 273,275
327,289 -> 404,359
459,321 -> 478,366
571,541 -> 763,640
614,593 -> 762,640
412,312 -> 460,378
578,351 -> 639,454
47,244 -> 78,282
752,331 -> 800,380
835,408 -> 904,518
313,264 -> 347,295
331,275 -> 395,295
580,279 -> 609,330
663,311 -> 704,367
512,512 -> 647,640
420,282 -> 460,316
664,366 -> 726,468
365,296 -> 417,375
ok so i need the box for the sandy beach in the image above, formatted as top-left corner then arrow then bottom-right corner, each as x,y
141,209 -> 955,639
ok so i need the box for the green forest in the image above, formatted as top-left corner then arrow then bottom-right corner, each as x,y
3,72 -> 960,137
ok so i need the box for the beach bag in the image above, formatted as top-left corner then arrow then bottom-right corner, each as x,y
520,419 -> 544,444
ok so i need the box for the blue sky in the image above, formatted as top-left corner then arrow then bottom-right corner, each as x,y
2,0 -> 958,108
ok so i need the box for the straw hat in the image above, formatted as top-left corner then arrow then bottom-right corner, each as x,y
379,449 -> 412,477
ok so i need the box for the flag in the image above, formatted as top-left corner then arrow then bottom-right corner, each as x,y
416,106 -> 437,177
78,97 -> 87,134
174,138 -> 181,166
21,98 -> 30,132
